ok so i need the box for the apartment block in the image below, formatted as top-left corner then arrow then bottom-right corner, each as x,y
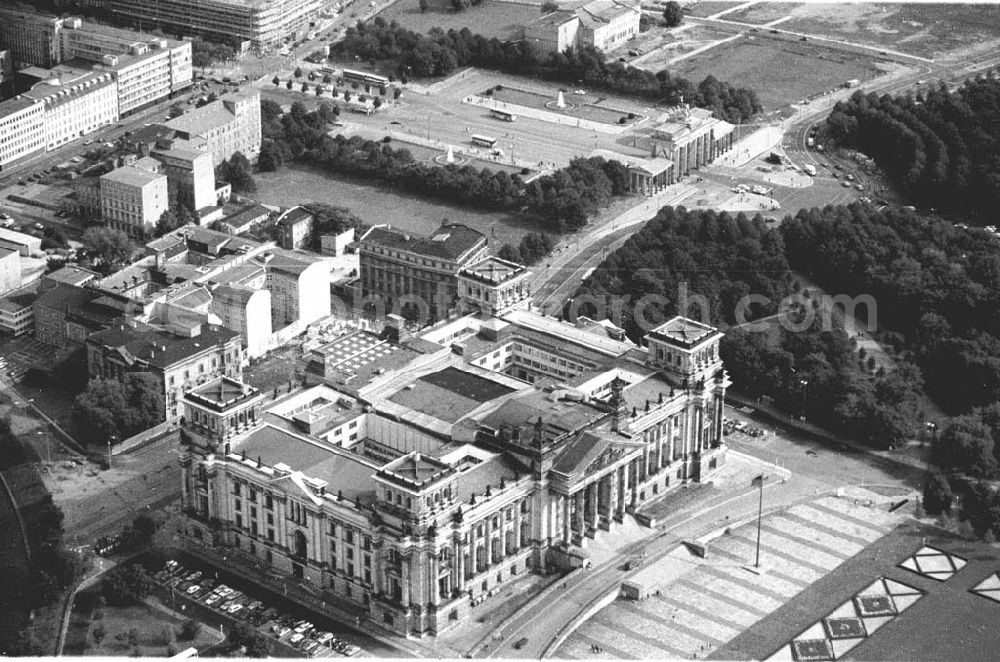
150,146 -> 217,213
100,165 -> 170,237
0,248 -> 20,295
103,0 -> 324,48
0,9 -> 62,68
0,96 -> 45,172
24,70 -> 118,151
258,249 -> 331,330
165,90 -> 262,164
209,283 -> 272,359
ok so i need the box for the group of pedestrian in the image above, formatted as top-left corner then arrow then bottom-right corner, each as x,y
590,643 -> 603,653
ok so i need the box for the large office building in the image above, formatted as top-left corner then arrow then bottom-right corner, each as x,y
102,0 -> 325,48
0,95 -> 45,172
0,9 -> 62,68
164,90 -> 262,165
100,165 -> 170,237
23,70 -> 118,151
358,223 -> 490,323
179,305 -> 730,637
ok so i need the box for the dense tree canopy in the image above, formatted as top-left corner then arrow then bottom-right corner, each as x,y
781,202 -> 1000,413
573,206 -> 922,449
334,19 -> 761,123
825,73 -> 1000,221
81,226 -> 136,274
73,373 -> 165,446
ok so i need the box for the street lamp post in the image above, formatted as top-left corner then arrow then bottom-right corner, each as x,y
107,435 -> 116,468
800,379 -> 809,421
751,473 -> 767,567
37,430 -> 49,465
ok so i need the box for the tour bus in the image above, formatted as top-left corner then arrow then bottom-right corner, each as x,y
342,68 -> 389,88
490,108 -> 517,122
471,134 -> 498,148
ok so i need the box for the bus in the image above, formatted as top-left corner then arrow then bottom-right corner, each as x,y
471,134 -> 498,148
341,68 -> 389,88
490,108 -> 517,122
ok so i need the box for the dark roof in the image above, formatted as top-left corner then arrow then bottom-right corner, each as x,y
87,322 -> 240,369
361,223 -> 486,261
551,432 -> 642,477
419,366 -> 515,403
224,204 -> 272,227
277,206 -> 313,227
35,282 -> 99,311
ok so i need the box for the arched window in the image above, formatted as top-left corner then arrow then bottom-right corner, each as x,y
294,530 -> 308,559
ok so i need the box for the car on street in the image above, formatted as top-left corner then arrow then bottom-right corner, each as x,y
514,638 -> 529,650
842,181 -> 851,187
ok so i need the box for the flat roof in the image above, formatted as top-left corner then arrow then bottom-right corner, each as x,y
460,256 -> 527,285
503,309 -> 636,357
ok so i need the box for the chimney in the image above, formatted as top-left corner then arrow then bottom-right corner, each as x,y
384,313 -> 410,342
610,378 -> 629,434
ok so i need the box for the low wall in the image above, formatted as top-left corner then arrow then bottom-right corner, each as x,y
542,585 -> 620,658
464,95 -> 638,135
113,420 -> 175,455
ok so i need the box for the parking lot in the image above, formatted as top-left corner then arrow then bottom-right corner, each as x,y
154,556 -> 369,658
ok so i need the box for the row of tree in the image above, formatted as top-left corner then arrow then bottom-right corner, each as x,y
825,73 -> 1000,221
295,131 -> 628,233
333,19 -> 761,123
781,202 -> 1000,414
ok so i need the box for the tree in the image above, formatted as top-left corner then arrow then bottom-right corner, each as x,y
73,373 -> 165,446
663,1 -> 683,27
246,633 -> 272,658
272,76 -> 280,86
104,564 -> 154,605
258,140 -> 285,172
177,206 -> 197,227
217,151 -> 256,193
167,102 -> 185,119
393,87 -> 402,100
294,67 -> 303,78
286,79 -> 294,90
922,470 -> 953,515
93,625 -> 106,646
127,627 -> 140,647
81,227 -> 136,273
180,619 -> 200,642
155,209 -> 180,237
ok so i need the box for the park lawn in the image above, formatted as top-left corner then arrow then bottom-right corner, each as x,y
64,588 -> 219,657
669,37 -> 881,110
375,0 -> 538,41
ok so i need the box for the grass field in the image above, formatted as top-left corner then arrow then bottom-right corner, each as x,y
670,37 -> 882,110
720,2 -> 1000,58
685,1 -> 749,19
724,2 -> 802,25
375,0 -> 538,40
254,164 -> 535,248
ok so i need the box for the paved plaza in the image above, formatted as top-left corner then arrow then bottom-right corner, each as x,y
555,493 -> 902,659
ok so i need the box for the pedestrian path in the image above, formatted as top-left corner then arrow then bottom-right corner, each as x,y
556,495 -> 902,659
